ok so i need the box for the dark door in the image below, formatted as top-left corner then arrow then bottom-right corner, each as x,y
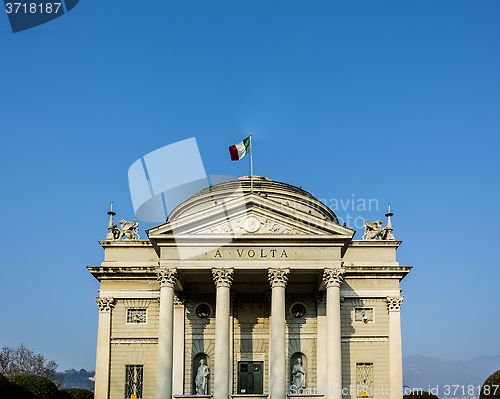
238,361 -> 263,394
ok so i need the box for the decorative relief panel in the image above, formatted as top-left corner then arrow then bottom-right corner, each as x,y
195,215 -> 302,235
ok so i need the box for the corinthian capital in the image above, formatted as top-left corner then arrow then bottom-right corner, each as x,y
95,297 -> 115,312
268,268 -> 290,288
156,268 -> 178,288
212,267 -> 234,288
323,268 -> 346,288
386,296 -> 404,311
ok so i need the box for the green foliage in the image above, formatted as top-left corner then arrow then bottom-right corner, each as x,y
59,388 -> 94,399
404,391 -> 439,399
6,373 -> 58,399
481,370 -> 500,399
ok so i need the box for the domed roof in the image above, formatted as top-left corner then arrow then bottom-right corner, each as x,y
167,175 -> 339,224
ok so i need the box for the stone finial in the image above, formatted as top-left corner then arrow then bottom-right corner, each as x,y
212,267 -> 234,288
322,268 -> 346,288
156,268 -> 178,288
105,202 -> 119,240
268,268 -> 290,288
95,297 -> 116,312
386,296 -> 404,311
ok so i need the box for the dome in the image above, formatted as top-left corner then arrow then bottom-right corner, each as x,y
167,175 -> 338,224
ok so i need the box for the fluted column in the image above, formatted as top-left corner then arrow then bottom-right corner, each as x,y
268,268 -> 290,399
323,268 -> 345,399
94,297 -> 115,399
387,297 -> 404,399
212,267 -> 234,399
156,268 -> 178,399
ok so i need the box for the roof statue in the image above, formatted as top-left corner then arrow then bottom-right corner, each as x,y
362,204 -> 395,241
104,202 -> 140,240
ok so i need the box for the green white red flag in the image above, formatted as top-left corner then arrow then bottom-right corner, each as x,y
229,137 -> 250,161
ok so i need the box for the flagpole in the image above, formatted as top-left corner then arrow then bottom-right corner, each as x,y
249,134 -> 253,193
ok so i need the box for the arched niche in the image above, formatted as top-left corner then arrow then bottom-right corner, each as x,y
289,352 -> 307,390
192,353 -> 210,395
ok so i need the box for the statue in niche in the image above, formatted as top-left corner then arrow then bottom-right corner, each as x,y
195,358 -> 210,395
291,357 -> 306,389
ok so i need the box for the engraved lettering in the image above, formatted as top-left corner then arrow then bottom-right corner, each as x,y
214,249 -> 222,258
260,249 -> 267,258
248,249 -> 255,258
281,250 -> 288,258
237,249 -> 244,258
270,249 -> 277,258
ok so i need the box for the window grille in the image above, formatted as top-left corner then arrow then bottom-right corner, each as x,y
125,365 -> 143,399
356,363 -> 373,398
127,309 -> 146,324
354,308 -> 373,322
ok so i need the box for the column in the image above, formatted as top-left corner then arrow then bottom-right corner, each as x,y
268,267 -> 290,399
323,268 -> 345,399
387,297 -> 404,399
156,268 -> 178,399
212,267 -> 234,399
94,297 -> 115,399
315,292 -> 327,390
172,293 -> 185,396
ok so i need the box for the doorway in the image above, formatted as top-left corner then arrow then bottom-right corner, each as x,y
237,361 -> 263,394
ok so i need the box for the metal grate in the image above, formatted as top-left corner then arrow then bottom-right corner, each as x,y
354,308 -> 374,322
125,365 -> 143,398
127,309 -> 146,324
356,363 -> 373,398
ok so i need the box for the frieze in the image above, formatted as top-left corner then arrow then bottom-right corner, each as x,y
213,248 -> 289,259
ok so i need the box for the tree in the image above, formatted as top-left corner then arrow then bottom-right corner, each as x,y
480,369 -> 500,399
0,345 -> 63,387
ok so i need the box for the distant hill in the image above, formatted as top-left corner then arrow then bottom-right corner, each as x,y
404,355 -> 500,398
59,368 -> 95,391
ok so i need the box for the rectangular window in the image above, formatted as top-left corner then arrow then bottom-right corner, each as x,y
125,365 -> 143,399
354,308 -> 374,323
127,309 -> 147,324
356,363 -> 373,398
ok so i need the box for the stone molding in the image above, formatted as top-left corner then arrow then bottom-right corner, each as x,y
156,267 -> 178,288
268,267 -> 290,288
386,296 -> 404,311
123,299 -> 151,309
111,339 -> 158,345
95,297 -> 115,312
212,267 -> 234,288
341,336 -> 389,343
322,268 -> 346,288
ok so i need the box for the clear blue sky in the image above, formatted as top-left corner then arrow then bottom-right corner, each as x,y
1,1 -> 499,372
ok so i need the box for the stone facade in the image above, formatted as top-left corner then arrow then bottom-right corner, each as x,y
88,176 -> 411,399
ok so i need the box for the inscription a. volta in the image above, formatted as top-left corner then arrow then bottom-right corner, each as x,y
214,249 -> 288,259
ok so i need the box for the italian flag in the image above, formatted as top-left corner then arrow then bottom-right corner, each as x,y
229,137 -> 250,161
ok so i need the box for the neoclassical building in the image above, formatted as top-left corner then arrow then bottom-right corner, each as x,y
88,176 -> 411,399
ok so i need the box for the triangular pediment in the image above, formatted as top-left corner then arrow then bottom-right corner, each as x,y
147,193 -> 354,238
